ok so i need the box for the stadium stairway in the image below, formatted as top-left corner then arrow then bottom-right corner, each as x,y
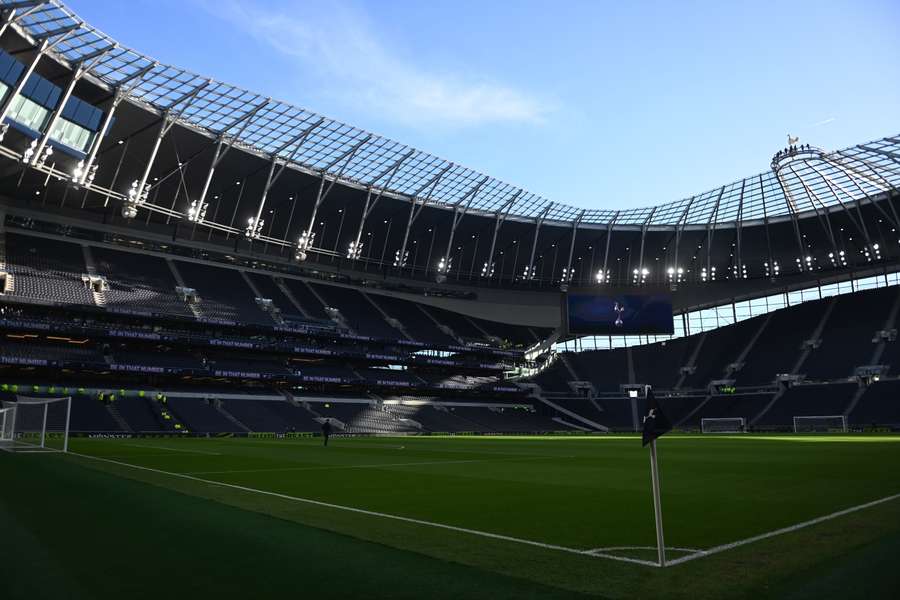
214,400 -> 251,433
522,384 -> 608,431
273,278 -> 312,319
673,332 -> 706,389
105,402 -> 132,433
417,304 -> 466,345
363,292 -> 414,341
166,259 -> 204,320
240,272 -> 282,326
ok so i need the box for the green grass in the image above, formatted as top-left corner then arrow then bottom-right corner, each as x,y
3,434 -> 900,598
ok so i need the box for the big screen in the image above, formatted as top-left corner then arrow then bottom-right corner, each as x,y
565,293 -> 674,335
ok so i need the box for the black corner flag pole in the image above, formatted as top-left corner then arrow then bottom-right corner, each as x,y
642,385 -> 672,567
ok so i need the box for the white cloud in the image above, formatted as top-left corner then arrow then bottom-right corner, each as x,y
811,117 -> 836,127
201,0 -> 550,129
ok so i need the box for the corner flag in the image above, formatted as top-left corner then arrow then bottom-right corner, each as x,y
641,386 -> 672,567
641,387 -> 672,447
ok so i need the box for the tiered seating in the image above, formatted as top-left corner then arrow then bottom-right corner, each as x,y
567,349 -> 629,391
468,316 -> 537,347
280,279 -> 329,320
222,400 -> 290,432
341,406 -> 418,434
419,305 -> 488,343
309,283 -> 399,339
592,397 -> 634,430
69,396 -> 122,432
683,317 -> 763,388
358,368 -> 423,387
688,393 -> 774,427
387,403 -> 488,432
368,293 -> 456,346
115,396 -> 165,432
166,397 -> 244,432
633,337 -> 696,389
449,406 -> 566,432
1,342 -> 103,364
265,400 -> 322,431
802,290 -> 892,379
736,301 -> 827,385
291,363 -> 360,382
314,402 -> 368,426
209,356 -> 290,376
175,261 -> 272,326
4,233 -> 94,305
244,273 -> 316,326
92,247 -> 193,317
849,380 -> 900,427
758,383 -> 857,427
111,350 -> 204,371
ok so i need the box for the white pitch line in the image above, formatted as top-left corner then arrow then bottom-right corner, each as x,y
63,451 -> 900,570
665,492 -> 900,567
186,455 -> 570,476
67,452 -> 609,562
587,546 -> 703,554
122,443 -> 222,456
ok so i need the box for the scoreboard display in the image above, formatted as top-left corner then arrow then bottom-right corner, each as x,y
564,292 -> 674,335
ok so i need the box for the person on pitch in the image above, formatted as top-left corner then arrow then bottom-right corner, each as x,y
321,418 -> 332,447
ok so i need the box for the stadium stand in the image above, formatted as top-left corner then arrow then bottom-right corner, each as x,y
175,261 -> 273,326
4,233 -> 94,306
368,293 -> 457,346
92,247 -> 194,317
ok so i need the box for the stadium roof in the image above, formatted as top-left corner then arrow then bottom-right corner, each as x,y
2,0 -> 900,230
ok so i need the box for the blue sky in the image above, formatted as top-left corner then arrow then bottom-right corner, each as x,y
68,0 -> 899,211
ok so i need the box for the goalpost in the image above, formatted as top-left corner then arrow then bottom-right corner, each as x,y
0,396 -> 72,453
793,415 -> 847,433
701,417 -> 746,433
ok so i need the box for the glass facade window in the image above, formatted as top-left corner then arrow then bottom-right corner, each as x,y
49,117 -> 93,153
7,94 -> 50,132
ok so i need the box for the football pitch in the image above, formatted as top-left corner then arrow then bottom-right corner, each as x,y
3,434 -> 900,599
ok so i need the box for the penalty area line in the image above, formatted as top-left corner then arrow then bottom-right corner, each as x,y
67,451 -> 658,566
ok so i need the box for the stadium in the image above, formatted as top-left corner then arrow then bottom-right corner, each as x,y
1,1 -> 899,598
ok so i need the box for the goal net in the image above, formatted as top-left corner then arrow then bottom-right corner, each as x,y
701,417 -> 745,433
0,396 -> 72,452
793,415 -> 847,433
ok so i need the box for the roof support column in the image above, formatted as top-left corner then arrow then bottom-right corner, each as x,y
735,180 -> 745,279
705,186 -> 724,280
348,150 -> 413,260
396,164 -> 452,270
76,62 -> 157,186
524,202 -> 552,280
439,176 -> 488,272
300,134 -> 371,251
130,80 -> 210,211
484,189 -> 522,278
636,207 -> 656,284
248,126 -> 318,238
563,210 -> 584,284
197,100 -> 269,209
671,196 -> 695,284
600,211 -> 620,283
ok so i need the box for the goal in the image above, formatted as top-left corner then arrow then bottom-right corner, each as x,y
793,415 -> 847,433
701,417 -> 745,433
0,396 -> 72,452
